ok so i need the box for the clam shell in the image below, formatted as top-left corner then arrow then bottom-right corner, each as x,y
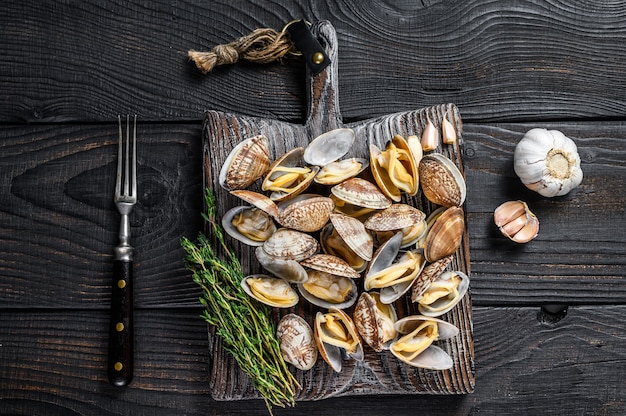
390,315 -> 458,370
314,157 -> 369,185
419,153 -> 466,207
277,314 -> 318,371
297,270 -> 358,310
255,246 -> 308,284
331,178 -> 392,210
222,206 -> 276,247
314,308 -> 364,373
423,206 -> 464,263
353,292 -> 397,352
364,204 -> 426,232
241,274 -> 299,308
320,224 -> 369,273
303,128 -> 356,166
417,270 -> 470,317
229,190 -> 279,219
370,143 -> 401,202
219,135 -> 271,191
365,231 -> 403,288
262,147 -> 318,201
300,254 -> 360,279
277,194 -> 334,233
262,228 -> 319,261
411,255 -> 453,302
378,250 -> 426,304
329,212 -> 374,262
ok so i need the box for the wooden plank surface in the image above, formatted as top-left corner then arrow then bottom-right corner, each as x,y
1,306 -> 625,415
1,0 -> 626,123
1,0 -> 626,414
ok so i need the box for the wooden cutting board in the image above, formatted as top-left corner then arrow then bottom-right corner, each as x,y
202,20 -> 474,400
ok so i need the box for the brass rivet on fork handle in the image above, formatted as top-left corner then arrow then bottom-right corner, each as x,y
108,115 -> 137,386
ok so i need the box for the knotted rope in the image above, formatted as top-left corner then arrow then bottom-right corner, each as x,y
188,27 -> 301,74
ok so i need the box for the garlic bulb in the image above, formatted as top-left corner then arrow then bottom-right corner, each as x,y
513,128 -> 583,197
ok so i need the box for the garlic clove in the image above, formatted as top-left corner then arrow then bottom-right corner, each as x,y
421,120 -> 439,151
513,128 -> 583,197
494,200 -> 539,243
442,117 -> 457,145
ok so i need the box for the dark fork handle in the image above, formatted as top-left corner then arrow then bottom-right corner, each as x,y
108,259 -> 133,386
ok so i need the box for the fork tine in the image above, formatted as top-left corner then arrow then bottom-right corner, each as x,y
131,115 -> 137,198
116,115 -> 123,198
124,115 -> 130,197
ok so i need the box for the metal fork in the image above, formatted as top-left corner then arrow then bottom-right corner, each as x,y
108,115 -> 137,387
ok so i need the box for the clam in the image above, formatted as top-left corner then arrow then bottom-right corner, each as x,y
329,212 -> 374,262
219,135 -> 271,191
277,194 -> 334,233
261,228 -> 319,261
416,270 -> 469,317
320,223 -> 369,273
411,255 -> 453,303
297,269 -> 358,309
277,314 -> 318,371
230,189 -> 279,219
331,178 -> 392,211
390,315 -> 458,370
370,135 -> 421,202
353,292 -> 397,352
364,203 -> 427,248
423,206 -> 464,263
363,232 -> 426,303
303,128 -> 356,166
418,153 -> 466,207
222,206 -> 277,246
255,246 -> 308,284
241,274 -> 299,308
262,147 -> 319,201
300,254 -> 360,279
314,308 -> 364,373
314,158 -> 369,185
366,247 -> 425,295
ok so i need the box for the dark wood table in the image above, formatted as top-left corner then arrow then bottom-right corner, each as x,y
1,1 -> 625,415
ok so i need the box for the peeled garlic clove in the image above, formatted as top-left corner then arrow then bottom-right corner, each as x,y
442,117 -> 457,145
494,200 -> 539,243
513,128 -> 583,197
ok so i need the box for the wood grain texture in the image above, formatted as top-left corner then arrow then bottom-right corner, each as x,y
1,0 -> 626,123
202,21 -> 474,399
1,306 -> 625,415
0,123 -> 204,308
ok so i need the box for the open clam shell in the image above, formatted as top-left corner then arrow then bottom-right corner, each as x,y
419,153 -> 466,207
329,212 -> 374,262
300,254 -> 360,279
297,269 -> 358,310
411,255 -> 454,303
320,223 -> 369,273
314,157 -> 369,185
255,246 -> 308,284
262,147 -> 319,201
241,274 -> 299,308
390,315 -> 458,370
222,206 -> 277,247
303,128 -> 356,166
314,308 -> 364,373
219,135 -> 271,191
277,314 -> 318,371
353,291 -> 397,352
229,189 -> 279,219
416,270 -> 469,317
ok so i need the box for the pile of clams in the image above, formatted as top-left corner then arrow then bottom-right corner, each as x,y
218,119 -> 468,373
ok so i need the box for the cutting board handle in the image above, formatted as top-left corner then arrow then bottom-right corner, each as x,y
306,21 -> 342,136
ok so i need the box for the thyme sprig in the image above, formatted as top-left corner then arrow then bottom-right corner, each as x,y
181,188 -> 299,412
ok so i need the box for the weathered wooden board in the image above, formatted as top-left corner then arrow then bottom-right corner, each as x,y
202,21 -> 474,400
